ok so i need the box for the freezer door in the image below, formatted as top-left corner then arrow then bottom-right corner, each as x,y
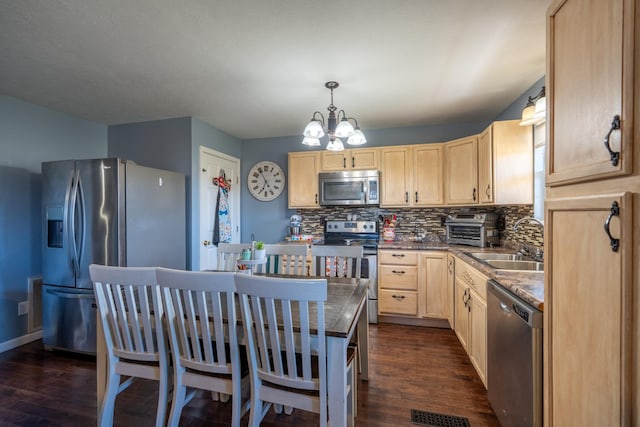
42,160 -> 76,287
125,162 -> 186,269
42,285 -> 97,354
74,158 -> 121,289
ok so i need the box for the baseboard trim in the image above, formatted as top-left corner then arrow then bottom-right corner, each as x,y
0,330 -> 43,354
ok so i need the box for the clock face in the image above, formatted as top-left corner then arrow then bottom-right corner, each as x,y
248,161 -> 285,201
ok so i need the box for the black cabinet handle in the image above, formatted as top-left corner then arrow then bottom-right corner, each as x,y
352,157 -> 355,168
604,201 -> 620,252
485,185 -> 491,198
472,188 -> 477,201
604,115 -> 621,166
392,254 -> 405,257
391,270 -> 406,274
343,158 -> 346,169
392,294 -> 406,300
315,194 -> 318,204
415,191 -> 418,203
405,192 -> 409,203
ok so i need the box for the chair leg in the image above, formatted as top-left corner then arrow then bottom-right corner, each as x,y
155,368 -> 169,427
167,383 -> 187,427
99,371 -> 120,427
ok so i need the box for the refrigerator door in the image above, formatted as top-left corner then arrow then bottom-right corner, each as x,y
42,285 -> 97,354
42,160 -> 76,288
125,162 -> 186,269
74,158 -> 121,289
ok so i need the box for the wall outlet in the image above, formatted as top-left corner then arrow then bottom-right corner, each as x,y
18,301 -> 29,316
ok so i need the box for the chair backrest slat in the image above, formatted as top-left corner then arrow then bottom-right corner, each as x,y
90,265 -> 162,361
235,275 -> 327,391
311,245 -> 363,279
217,243 -> 251,271
158,268 -> 237,374
260,244 -> 308,275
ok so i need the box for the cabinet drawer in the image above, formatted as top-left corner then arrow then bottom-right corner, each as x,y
379,265 -> 418,290
379,250 -> 418,265
379,290 -> 418,316
455,260 -> 487,300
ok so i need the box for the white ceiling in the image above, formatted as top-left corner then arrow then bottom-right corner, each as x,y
0,0 -> 549,140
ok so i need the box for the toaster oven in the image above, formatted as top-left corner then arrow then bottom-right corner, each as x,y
445,213 -> 499,247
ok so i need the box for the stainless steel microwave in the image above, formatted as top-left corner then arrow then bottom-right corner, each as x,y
318,170 -> 379,206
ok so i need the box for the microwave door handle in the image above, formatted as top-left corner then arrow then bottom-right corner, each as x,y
363,179 -> 368,204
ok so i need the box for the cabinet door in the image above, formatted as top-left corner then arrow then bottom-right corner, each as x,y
288,152 -> 319,208
413,144 -> 444,206
547,0 -> 633,185
320,151 -> 346,171
351,148 -> 379,170
446,254 -> 455,328
477,126 -> 493,204
421,252 -> 448,319
380,147 -> 411,206
445,136 -> 478,205
454,279 -> 469,351
469,290 -> 487,387
545,193 -> 632,426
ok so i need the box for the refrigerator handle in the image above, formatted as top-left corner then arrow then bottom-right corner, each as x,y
69,169 -> 81,275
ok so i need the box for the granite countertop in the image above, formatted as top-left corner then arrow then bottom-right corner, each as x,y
378,241 -> 544,312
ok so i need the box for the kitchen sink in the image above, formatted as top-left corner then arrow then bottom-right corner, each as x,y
466,252 -> 523,261
484,259 -> 544,272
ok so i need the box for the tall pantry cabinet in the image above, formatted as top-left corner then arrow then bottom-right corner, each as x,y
544,0 -> 639,425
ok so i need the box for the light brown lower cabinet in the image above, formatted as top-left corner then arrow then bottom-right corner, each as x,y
378,250 -> 449,322
453,256 -> 488,388
545,193 -> 633,426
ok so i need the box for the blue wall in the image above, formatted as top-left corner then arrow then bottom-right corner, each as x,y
0,96 -> 106,344
190,118 -> 242,270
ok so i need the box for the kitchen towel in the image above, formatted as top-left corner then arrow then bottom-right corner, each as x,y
213,186 -> 232,245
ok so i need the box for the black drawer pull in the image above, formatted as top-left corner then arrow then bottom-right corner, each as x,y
392,295 -> 406,300
604,201 -> 620,252
604,115 -> 621,166
392,270 -> 405,274
391,254 -> 405,257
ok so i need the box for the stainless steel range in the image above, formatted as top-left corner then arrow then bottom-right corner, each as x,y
323,220 -> 379,323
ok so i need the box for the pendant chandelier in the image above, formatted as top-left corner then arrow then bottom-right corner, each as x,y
301,81 -> 366,151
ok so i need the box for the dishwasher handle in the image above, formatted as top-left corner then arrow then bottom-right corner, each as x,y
488,280 -> 542,328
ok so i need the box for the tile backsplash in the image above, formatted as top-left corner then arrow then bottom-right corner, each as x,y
295,204 -> 543,250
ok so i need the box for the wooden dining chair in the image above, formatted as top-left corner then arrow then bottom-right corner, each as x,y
311,245 -> 363,279
216,243 -> 251,271
157,268 -> 250,427
89,264 -> 169,427
259,244 -> 308,275
235,274 -> 355,427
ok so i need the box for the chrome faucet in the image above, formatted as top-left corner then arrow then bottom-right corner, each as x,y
513,217 -> 544,262
513,216 -> 544,232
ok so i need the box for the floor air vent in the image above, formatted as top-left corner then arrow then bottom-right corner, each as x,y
411,409 -> 470,427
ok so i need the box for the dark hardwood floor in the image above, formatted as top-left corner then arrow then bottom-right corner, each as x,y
0,324 -> 500,426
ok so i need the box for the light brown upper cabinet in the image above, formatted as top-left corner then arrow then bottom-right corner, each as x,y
413,144 -> 445,206
320,148 -> 379,171
444,136 -> 478,205
380,144 -> 444,207
287,152 -> 320,208
478,120 -> 533,205
547,0 -> 633,185
380,146 -> 413,206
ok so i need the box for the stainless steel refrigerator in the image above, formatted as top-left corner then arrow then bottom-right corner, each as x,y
41,158 -> 186,354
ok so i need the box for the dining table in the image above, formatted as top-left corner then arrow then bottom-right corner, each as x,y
95,274 -> 369,427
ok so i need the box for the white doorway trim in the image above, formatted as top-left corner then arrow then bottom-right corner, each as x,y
199,146 -> 241,270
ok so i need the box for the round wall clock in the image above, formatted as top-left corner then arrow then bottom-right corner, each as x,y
247,161 -> 285,201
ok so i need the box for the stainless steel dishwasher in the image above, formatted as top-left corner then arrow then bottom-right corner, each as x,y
487,280 -> 543,427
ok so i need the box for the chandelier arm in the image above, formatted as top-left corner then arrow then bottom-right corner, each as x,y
311,111 -> 326,127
